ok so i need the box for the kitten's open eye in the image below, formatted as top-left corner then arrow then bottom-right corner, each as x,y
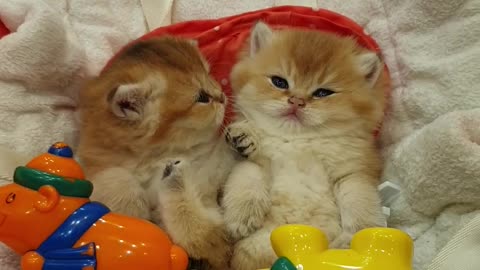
312,88 -> 335,99
196,89 -> 211,103
270,76 -> 289,90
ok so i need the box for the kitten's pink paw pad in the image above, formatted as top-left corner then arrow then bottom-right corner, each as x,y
161,159 -> 185,189
162,160 -> 182,178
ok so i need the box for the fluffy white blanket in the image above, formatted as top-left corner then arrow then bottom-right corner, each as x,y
0,0 -> 147,157
0,0 -> 147,268
0,0 -> 479,269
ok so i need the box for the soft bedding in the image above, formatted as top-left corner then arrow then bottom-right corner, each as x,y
0,0 -> 146,268
0,0 -> 479,269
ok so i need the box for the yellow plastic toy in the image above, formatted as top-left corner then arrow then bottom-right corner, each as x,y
263,224 -> 413,270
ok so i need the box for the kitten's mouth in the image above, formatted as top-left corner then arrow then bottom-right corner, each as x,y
282,108 -> 302,122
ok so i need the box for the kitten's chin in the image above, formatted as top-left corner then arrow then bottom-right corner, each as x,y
277,117 -> 310,133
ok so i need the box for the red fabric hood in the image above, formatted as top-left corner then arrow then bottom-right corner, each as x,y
103,6 -> 390,133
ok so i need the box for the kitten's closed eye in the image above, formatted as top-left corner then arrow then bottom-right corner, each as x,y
270,76 -> 289,90
312,88 -> 335,99
196,89 -> 211,104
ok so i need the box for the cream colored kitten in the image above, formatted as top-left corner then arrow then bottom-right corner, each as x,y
77,37 -> 233,269
223,22 -> 388,270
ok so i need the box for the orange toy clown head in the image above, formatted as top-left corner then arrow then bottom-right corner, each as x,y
0,142 -> 91,254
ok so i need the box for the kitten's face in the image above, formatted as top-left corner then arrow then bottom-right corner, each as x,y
231,23 -> 387,136
80,37 -> 225,152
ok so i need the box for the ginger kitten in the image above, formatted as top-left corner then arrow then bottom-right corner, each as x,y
223,22 -> 388,270
77,37 -> 233,269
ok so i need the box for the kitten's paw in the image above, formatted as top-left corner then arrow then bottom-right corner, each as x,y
203,235 -> 232,270
330,231 -> 354,249
226,218 -> 262,241
183,230 -> 232,270
225,122 -> 258,158
224,200 -> 269,240
161,159 -> 185,190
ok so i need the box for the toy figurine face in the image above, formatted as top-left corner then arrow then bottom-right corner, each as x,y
0,184 -> 44,253
0,184 -> 87,254
0,184 -> 38,228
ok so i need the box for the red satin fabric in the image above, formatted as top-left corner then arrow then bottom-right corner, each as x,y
103,6 -> 389,133
0,20 -> 9,39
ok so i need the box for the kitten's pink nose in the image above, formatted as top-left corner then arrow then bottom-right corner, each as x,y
288,96 -> 306,108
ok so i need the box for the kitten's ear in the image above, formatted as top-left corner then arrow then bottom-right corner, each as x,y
355,52 -> 383,87
250,21 -> 273,56
108,83 -> 147,120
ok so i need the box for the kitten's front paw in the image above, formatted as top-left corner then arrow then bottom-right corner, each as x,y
330,231 -> 354,249
225,122 -> 258,158
161,159 -> 185,190
226,217 -> 263,241
183,229 -> 232,270
224,198 -> 269,241
204,236 -> 232,270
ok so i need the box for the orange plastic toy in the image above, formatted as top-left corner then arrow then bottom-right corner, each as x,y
0,142 -> 189,270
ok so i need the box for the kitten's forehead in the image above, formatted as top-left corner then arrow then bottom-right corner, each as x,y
101,37 -> 219,96
110,37 -> 209,75
267,31 -> 360,81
